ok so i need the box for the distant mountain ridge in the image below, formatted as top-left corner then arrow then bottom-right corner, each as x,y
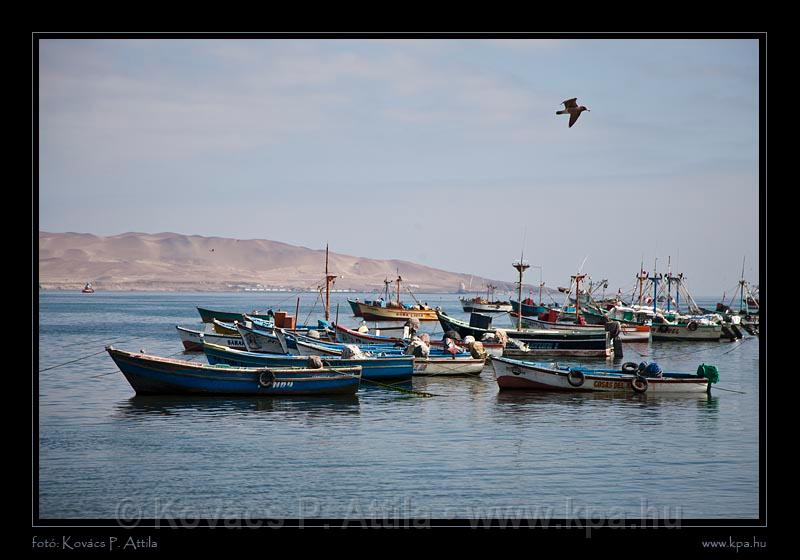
38,231 -> 535,294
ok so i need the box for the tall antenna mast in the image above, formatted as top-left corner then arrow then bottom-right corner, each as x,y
512,245 -> 530,331
323,244 -> 338,321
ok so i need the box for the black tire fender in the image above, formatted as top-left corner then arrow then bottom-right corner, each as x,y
631,375 -> 648,393
621,362 -> 638,374
567,369 -> 586,387
258,370 -> 275,388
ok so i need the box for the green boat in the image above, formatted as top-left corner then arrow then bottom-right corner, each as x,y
196,307 -> 274,324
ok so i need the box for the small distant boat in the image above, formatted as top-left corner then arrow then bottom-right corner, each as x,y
459,297 -> 512,313
106,346 -> 361,396
81,283 -> 95,293
459,284 -> 512,312
353,275 -> 438,322
491,356 -> 717,394
355,301 -> 438,322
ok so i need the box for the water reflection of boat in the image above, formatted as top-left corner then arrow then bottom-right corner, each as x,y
114,394 -> 361,418
493,388 -> 715,409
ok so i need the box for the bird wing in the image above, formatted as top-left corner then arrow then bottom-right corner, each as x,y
568,111 -> 581,128
562,98 -> 578,108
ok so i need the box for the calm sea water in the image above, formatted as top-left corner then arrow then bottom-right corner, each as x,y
37,291 -> 760,520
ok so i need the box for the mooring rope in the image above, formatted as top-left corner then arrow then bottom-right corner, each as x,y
38,349 -> 111,373
86,348 -> 201,379
625,335 -> 754,361
40,337 -> 190,374
360,378 -> 435,397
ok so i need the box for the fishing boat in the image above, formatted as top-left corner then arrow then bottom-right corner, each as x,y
510,298 -> 549,317
333,323 -> 405,345
649,316 -> 722,341
491,356 -> 718,394
106,346 -> 361,395
355,300 -> 438,322
280,330 -> 402,357
81,282 -> 95,293
460,296 -> 512,313
234,322 -> 289,354
437,310 -> 613,357
515,313 -> 651,342
333,323 -> 505,356
459,284 -> 512,312
202,342 -> 414,380
197,307 -> 274,324
176,325 -> 247,351
354,275 -> 438,322
347,298 -> 364,317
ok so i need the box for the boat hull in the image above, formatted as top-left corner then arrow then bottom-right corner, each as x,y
460,299 -> 513,313
491,357 -> 710,394
107,347 -> 360,396
235,323 -> 289,354
413,356 -> 485,376
355,302 -> 438,322
510,300 -> 548,316
519,316 -> 651,342
347,299 -> 364,317
334,323 -> 405,345
650,324 -> 722,341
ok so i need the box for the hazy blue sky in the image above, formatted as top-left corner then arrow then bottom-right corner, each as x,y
38,38 -> 759,296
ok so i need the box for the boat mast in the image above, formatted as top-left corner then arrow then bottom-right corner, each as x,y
324,244 -> 337,321
666,256 -> 672,312
396,272 -> 402,304
383,278 -> 391,301
739,256 -> 746,313
637,257 -> 646,307
572,273 -> 587,322
512,252 -> 530,331
647,258 -> 661,314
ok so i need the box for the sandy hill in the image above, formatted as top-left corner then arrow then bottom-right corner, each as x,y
38,231 -> 530,293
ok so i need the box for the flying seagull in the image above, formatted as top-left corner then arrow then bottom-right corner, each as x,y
556,98 -> 590,128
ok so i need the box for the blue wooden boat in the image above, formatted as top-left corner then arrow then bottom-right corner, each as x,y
202,343 -> 414,380
107,346 -> 361,395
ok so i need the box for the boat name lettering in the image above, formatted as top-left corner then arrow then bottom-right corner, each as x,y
593,380 -> 626,389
